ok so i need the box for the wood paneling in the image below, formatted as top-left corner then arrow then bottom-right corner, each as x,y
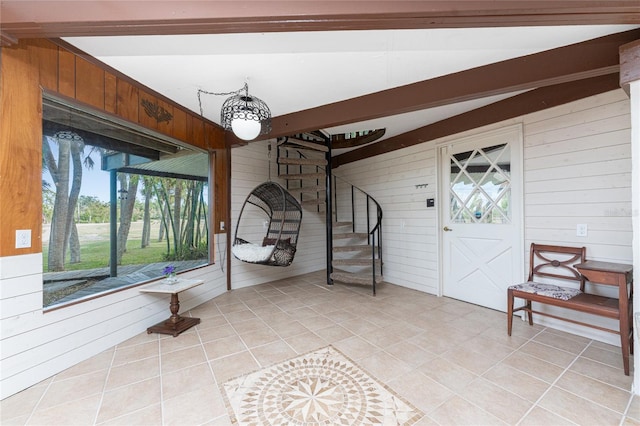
172,107 -> 187,141
34,39 -> 58,91
189,115 -> 205,150
75,57 -> 104,109
104,73 -> 117,113
57,48 -> 75,98
205,122 -> 225,150
0,42 -> 43,256
137,94 -> 158,131
115,79 -> 139,122
0,38 -> 227,255
155,98 -> 173,135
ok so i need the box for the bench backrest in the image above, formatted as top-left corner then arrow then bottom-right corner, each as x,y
528,243 -> 586,291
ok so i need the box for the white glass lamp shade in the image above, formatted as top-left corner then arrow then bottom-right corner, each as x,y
231,115 -> 262,141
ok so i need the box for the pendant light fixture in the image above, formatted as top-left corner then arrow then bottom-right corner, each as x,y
198,83 -> 271,141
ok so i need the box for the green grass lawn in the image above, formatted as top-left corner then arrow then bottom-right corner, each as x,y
43,239 -> 168,272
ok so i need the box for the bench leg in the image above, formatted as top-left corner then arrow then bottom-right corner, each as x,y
507,289 -> 514,336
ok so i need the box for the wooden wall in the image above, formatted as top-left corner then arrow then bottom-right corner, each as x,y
0,38 -> 229,257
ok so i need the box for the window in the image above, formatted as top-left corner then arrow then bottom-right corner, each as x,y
449,143 -> 511,224
42,96 -> 210,308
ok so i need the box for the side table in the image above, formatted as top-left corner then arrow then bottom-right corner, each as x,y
140,278 -> 204,337
574,261 -> 633,375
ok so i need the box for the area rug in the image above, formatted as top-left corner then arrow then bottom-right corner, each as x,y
222,345 -> 423,425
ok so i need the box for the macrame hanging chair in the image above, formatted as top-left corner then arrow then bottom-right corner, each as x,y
232,181 -> 302,266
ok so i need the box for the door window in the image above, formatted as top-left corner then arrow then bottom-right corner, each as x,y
449,143 -> 511,224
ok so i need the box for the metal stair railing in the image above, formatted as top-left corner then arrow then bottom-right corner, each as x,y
333,175 -> 383,295
276,138 -> 383,294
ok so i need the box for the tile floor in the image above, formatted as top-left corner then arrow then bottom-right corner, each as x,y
2,271 -> 639,425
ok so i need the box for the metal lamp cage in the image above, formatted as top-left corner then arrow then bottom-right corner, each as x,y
220,89 -> 272,137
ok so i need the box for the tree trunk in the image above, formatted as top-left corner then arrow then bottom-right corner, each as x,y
184,182 -> 196,248
172,182 -> 182,254
116,174 -> 139,264
141,190 -> 150,248
69,221 -> 81,263
47,137 -> 70,271
158,202 -> 167,242
65,138 -> 84,263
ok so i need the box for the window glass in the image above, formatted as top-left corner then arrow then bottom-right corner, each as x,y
42,102 -> 210,308
449,143 -> 511,224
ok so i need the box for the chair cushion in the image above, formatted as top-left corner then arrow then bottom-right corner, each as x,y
509,281 -> 581,301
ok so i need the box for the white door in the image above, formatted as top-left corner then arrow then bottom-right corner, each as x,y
440,125 -> 523,312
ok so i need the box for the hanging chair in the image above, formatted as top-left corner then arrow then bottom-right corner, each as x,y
232,182 -> 302,266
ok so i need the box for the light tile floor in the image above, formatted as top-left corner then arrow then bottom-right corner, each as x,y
2,271 -> 639,425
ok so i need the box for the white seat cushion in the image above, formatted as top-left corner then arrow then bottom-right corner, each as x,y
509,281 -> 581,301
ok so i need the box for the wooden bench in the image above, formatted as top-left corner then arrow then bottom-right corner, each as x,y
507,243 -> 633,375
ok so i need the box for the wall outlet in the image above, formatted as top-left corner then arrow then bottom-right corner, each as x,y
576,224 -> 588,237
220,221 -> 225,231
16,229 -> 31,248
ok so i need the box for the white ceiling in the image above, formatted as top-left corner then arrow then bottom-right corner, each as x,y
64,24 -> 638,147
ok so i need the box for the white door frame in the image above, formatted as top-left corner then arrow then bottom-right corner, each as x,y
436,124 -> 525,307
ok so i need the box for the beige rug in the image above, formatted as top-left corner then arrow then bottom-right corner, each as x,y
222,345 -> 423,425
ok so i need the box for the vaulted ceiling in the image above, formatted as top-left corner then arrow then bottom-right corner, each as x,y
2,1 -> 639,166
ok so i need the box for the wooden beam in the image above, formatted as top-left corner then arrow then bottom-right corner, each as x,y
333,73 -> 621,167
270,29 -> 639,139
1,1 -> 639,38
620,39 -> 640,94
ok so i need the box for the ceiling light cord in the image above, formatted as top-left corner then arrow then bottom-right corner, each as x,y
196,83 -> 248,116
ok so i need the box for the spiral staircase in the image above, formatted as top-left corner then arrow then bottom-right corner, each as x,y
276,132 -> 383,294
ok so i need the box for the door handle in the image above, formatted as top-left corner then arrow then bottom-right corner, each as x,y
443,226 -> 453,232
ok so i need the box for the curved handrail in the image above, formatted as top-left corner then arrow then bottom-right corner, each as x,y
276,139 -> 383,294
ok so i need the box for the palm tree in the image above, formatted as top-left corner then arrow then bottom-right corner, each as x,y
43,131 -> 95,271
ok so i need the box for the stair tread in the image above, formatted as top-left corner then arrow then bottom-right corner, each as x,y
278,138 -> 329,152
333,232 -> 368,240
297,186 -> 326,194
331,271 -> 383,285
278,157 -> 327,166
280,146 -> 327,157
333,221 -> 353,227
279,173 -> 325,180
333,245 -> 372,252
333,258 -> 381,266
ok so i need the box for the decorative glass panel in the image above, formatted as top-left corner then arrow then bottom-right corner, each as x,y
449,143 -> 511,224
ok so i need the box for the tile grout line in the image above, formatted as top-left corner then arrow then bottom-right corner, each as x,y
515,340 -> 595,425
91,343 -> 118,426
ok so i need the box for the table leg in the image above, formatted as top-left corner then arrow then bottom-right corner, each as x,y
168,293 -> 183,325
146,292 -> 200,337
618,275 -> 631,376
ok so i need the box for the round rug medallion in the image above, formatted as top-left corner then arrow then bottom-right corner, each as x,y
222,346 -> 422,425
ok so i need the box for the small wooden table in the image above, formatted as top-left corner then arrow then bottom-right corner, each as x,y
574,261 -> 633,375
140,278 -> 203,337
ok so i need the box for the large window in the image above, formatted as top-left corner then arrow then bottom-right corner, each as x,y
42,96 -> 210,308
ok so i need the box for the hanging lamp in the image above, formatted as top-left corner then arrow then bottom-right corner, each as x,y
220,83 -> 271,141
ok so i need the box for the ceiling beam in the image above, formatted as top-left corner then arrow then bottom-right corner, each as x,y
332,73 -> 621,167
1,1 -> 638,40
268,29 -> 640,139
